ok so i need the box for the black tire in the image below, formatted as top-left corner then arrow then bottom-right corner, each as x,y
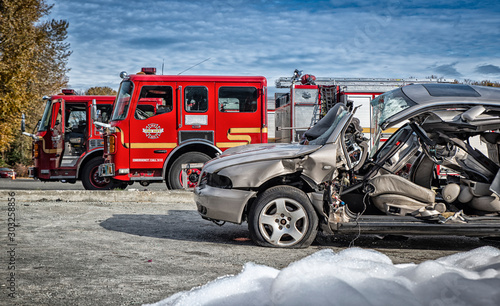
81,157 -> 115,190
248,185 -> 318,248
167,152 -> 211,189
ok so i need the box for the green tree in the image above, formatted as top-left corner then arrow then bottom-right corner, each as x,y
0,0 -> 71,165
86,86 -> 117,96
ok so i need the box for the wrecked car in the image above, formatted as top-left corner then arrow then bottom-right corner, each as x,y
194,83 -> 500,248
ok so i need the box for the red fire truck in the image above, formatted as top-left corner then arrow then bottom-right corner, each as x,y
22,90 -> 121,190
97,68 -> 268,189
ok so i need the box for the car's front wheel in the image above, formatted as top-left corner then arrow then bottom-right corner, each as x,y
248,185 -> 318,248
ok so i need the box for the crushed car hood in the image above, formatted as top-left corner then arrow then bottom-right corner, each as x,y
203,143 -> 322,173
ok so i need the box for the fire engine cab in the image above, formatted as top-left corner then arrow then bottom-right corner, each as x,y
98,68 -> 268,189
22,89 -> 120,190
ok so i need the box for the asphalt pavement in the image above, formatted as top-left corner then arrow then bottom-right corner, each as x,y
3,192 -> 498,305
0,177 -> 168,191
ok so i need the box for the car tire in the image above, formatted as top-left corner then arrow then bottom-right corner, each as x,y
167,152 -> 211,189
81,157 -> 115,190
248,185 -> 318,248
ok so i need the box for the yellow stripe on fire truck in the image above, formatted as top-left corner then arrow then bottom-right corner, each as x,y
217,127 -> 267,148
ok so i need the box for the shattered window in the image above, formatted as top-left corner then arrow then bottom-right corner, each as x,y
371,91 -> 413,124
370,90 -> 415,156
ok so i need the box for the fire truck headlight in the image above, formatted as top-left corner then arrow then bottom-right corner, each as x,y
34,143 -> 39,158
107,135 -> 116,153
118,168 -> 129,174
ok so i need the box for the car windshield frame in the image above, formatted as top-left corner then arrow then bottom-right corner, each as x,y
370,89 -> 416,157
111,80 -> 134,121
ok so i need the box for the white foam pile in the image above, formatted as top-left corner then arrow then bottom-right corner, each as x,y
146,246 -> 500,306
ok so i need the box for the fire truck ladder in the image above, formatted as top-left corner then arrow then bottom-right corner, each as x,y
309,86 -> 337,127
320,86 -> 337,119
309,104 -> 320,128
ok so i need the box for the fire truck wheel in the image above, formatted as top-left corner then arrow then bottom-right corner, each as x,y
168,152 -> 211,189
81,157 -> 115,190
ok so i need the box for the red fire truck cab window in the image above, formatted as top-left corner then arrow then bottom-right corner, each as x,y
185,86 -> 208,112
135,86 -> 174,120
218,86 -> 258,113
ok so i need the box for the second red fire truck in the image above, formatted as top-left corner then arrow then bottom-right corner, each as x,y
98,68 -> 268,189
22,90 -> 121,190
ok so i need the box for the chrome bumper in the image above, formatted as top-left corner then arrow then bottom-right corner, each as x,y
99,163 -> 115,177
194,185 -> 257,224
28,167 -> 36,178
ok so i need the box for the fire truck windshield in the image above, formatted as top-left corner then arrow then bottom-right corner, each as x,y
37,99 -> 53,132
111,81 -> 134,121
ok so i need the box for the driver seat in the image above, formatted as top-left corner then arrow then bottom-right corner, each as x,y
368,174 -> 441,216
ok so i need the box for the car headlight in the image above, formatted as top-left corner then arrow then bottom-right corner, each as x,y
202,172 -> 232,189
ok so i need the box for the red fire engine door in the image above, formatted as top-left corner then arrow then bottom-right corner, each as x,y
129,83 -> 177,178
42,98 -> 65,170
176,82 -> 216,146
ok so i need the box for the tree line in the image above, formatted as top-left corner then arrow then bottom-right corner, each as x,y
0,1 -> 117,171
0,0 -> 70,169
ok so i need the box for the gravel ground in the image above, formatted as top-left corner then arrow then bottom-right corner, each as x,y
1,193 -> 499,305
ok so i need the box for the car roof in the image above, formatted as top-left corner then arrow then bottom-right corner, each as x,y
380,84 -> 500,129
402,83 -> 500,105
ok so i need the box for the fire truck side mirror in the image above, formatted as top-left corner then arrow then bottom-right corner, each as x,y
21,113 -> 26,132
91,99 -> 98,122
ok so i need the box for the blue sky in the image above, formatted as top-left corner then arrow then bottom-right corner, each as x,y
47,0 -> 500,93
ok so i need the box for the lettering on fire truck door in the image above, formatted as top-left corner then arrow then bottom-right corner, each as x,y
129,84 -> 177,172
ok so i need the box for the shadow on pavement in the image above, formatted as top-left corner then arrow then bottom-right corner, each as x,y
100,210 -> 253,246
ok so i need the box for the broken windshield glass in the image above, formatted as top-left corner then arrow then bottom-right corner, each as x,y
370,89 -> 416,156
